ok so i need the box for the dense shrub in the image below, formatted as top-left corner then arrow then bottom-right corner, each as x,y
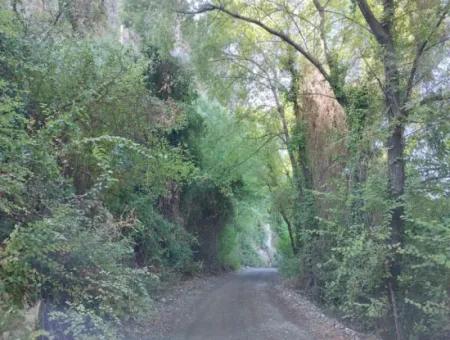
1,204 -> 156,335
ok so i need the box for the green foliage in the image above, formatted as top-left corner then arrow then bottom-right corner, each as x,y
194,98 -> 274,192
49,305 -> 119,340
0,80 -> 30,220
1,205 -> 155,311
144,46 -> 196,102
2,1 -> 448,339
225,202 -> 269,269
399,173 -> 450,338
278,254 -> 302,279
0,203 -> 160,337
128,200 -> 195,273
121,0 -> 179,54
218,226 -> 241,270
0,7 -> 201,337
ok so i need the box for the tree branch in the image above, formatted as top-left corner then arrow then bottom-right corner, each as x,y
419,92 -> 450,106
355,0 -> 390,44
179,3 -> 331,85
313,0 -> 333,69
405,4 -> 449,102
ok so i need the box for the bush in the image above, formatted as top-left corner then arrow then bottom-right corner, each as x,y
218,226 -> 241,270
0,203 -> 157,336
128,199 -> 195,274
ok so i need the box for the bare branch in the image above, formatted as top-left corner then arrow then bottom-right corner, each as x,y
405,4 -> 449,102
179,3 -> 331,85
313,0 -> 334,70
324,9 -> 372,33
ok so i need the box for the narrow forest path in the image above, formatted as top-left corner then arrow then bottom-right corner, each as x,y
141,268 -> 376,340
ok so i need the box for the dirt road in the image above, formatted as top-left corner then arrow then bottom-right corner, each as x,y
145,268 -> 373,340
169,268 -> 311,339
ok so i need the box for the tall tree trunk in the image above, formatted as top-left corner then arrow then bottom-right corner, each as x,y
384,45 -> 405,340
287,56 -> 319,293
356,1 -> 406,336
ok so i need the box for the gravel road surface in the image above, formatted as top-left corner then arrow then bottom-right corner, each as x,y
139,268 -> 377,340
169,267 -> 312,339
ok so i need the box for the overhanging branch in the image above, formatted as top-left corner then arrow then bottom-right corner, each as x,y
405,3 -> 449,102
179,3 -> 332,85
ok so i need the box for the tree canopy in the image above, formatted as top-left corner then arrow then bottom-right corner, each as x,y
0,0 -> 449,339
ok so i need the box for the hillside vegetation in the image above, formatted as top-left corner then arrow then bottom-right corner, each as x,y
0,1 -> 449,339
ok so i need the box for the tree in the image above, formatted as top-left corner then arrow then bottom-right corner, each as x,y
183,1 -> 449,338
